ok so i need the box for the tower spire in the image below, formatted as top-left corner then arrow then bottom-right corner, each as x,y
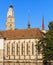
7,5 -> 14,18
28,10 -> 30,28
28,18 -> 30,28
42,16 -> 44,30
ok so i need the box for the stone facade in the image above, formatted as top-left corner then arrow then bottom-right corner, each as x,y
0,38 -> 4,65
3,39 -> 42,65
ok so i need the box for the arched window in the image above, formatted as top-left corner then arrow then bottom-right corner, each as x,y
23,40 -> 25,43
12,42 -> 15,56
27,43 -> 30,55
7,42 -> 10,56
16,43 -> 20,55
21,43 -> 25,55
32,42 -> 34,55
28,40 -> 30,43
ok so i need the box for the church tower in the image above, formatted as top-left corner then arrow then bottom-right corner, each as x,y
6,5 -> 15,30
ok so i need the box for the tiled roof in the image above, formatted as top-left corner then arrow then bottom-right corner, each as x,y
0,28 -> 42,39
0,31 -> 4,37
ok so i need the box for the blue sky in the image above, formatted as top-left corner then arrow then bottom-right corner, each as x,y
0,0 -> 53,30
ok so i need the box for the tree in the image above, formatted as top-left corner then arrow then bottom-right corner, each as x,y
36,22 -> 53,65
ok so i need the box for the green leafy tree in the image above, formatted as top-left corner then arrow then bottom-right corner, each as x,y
36,22 -> 53,65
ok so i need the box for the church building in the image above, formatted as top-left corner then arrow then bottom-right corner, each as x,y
0,5 -> 46,65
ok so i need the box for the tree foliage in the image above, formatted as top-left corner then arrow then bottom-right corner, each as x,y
37,22 -> 53,65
